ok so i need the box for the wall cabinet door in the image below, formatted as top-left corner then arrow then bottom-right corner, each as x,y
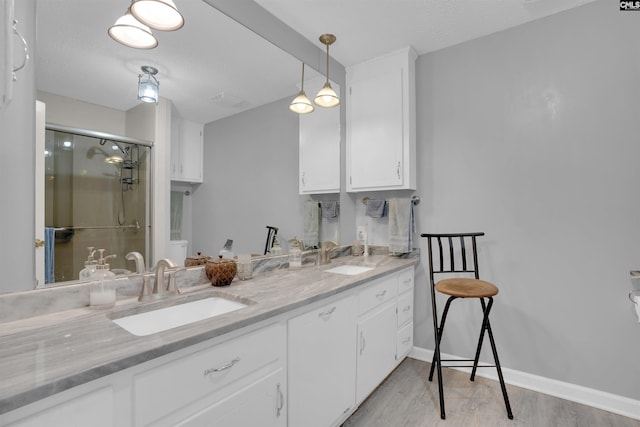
356,300 -> 398,403
299,76 -> 341,194
346,47 -> 417,192
171,117 -> 203,183
288,295 -> 357,427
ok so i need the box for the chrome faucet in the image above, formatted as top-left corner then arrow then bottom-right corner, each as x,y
318,241 -> 338,265
125,251 -> 146,274
139,258 -> 180,302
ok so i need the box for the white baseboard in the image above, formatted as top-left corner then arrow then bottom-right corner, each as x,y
409,346 -> 640,421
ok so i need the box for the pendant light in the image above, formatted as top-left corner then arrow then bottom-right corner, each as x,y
108,8 -> 158,49
130,0 -> 184,31
289,63 -> 315,114
138,66 -> 159,103
314,34 -> 340,108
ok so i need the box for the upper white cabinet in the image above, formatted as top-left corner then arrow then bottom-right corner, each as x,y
299,77 -> 341,194
171,116 -> 204,183
346,47 -> 417,192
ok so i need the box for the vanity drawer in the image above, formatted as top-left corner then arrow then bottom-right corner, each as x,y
133,322 -> 285,427
397,291 -> 413,327
358,275 -> 397,316
396,322 -> 413,360
397,268 -> 414,295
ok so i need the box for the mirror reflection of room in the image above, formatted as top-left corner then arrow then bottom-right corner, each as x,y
44,128 -> 150,284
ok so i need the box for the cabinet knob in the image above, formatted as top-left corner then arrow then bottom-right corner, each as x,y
35,239 -> 45,248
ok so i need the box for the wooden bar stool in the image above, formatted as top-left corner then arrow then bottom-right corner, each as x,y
421,232 -> 513,420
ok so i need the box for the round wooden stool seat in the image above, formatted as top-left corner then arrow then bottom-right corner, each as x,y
435,278 -> 499,298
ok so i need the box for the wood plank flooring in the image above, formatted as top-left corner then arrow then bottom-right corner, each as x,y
342,358 -> 640,427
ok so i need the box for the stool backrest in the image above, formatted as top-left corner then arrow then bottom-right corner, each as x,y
422,232 -> 484,284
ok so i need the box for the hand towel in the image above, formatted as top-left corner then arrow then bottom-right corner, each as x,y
388,198 -> 415,254
366,199 -> 387,218
303,201 -> 320,248
45,227 -> 55,284
321,201 -> 339,219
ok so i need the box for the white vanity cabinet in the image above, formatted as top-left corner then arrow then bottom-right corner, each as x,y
298,76 -> 341,195
288,295 -> 357,427
134,322 -> 286,427
346,47 -> 417,192
171,116 -> 204,183
355,274 -> 399,403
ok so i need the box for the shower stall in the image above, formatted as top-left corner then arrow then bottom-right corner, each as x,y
44,126 -> 151,283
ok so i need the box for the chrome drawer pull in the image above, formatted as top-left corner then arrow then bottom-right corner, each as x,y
402,278 -> 412,284
376,290 -> 386,299
204,357 -> 240,376
402,337 -> 411,344
318,306 -> 336,320
402,305 -> 411,312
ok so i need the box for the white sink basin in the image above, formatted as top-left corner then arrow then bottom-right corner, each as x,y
325,265 -> 374,276
112,297 -> 248,336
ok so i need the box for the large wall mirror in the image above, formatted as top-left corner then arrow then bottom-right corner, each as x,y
26,0 -> 343,291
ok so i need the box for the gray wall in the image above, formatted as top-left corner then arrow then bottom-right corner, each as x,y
413,0 -> 640,399
192,97 -> 303,256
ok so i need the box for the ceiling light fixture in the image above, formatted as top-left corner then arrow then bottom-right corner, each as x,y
130,0 -> 184,31
108,8 -> 158,49
289,63 -> 314,114
314,34 -> 340,108
138,66 -> 159,104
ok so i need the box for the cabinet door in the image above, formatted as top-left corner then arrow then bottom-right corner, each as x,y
288,295 -> 357,427
179,119 -> 203,183
5,386 -> 115,427
170,115 -> 182,180
299,78 -> 340,194
356,300 -> 398,403
348,69 -> 404,190
175,368 -> 285,427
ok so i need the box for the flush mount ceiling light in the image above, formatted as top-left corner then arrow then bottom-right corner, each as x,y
138,66 -> 159,104
290,63 -> 314,114
108,8 -> 158,49
130,0 -> 184,31
314,34 -> 340,108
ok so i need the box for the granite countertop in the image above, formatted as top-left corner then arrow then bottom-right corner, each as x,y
0,254 -> 418,415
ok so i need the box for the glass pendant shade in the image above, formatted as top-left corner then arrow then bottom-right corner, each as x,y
138,66 -> 159,103
108,9 -> 158,49
130,0 -> 185,31
290,63 -> 314,114
314,34 -> 340,108
290,90 -> 314,114
314,82 -> 340,108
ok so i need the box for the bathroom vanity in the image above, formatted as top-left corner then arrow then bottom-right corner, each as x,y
0,254 -> 416,427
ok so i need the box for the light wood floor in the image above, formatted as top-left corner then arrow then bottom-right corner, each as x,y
342,358 -> 640,427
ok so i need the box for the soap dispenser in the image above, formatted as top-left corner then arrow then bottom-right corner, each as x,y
79,246 -> 97,280
288,237 -> 302,269
89,249 -> 117,307
270,237 -> 283,255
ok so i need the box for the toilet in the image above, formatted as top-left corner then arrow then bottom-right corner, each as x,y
168,240 -> 189,266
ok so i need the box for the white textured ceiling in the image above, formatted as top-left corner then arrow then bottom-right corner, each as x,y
255,0 -> 598,67
36,0 -> 598,125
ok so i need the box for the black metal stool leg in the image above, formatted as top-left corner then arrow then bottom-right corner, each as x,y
470,297 -> 490,381
429,297 -> 456,381
485,313 -> 514,419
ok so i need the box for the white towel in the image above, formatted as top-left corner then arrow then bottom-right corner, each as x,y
387,198 -> 414,254
303,201 -> 320,248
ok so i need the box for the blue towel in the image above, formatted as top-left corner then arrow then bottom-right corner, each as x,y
388,198 -> 415,254
366,199 -> 387,218
45,227 -> 55,284
321,201 -> 339,219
